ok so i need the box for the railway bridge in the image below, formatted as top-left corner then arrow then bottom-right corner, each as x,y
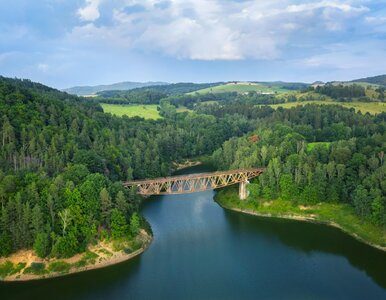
123,168 -> 264,200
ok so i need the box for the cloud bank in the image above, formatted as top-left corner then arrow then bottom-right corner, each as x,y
69,0 -> 371,61
0,0 -> 386,87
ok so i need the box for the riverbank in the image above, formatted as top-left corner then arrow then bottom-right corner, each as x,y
173,160 -> 202,171
215,188 -> 386,252
172,155 -> 212,171
0,230 -> 152,281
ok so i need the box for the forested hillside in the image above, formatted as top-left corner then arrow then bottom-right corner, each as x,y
351,74 -> 386,86
94,82 -> 222,104
0,77 -> 256,258
1,76 -> 385,261
212,105 -> 386,228
63,81 -> 167,96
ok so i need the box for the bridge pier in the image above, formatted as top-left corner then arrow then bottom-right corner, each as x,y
239,180 -> 249,200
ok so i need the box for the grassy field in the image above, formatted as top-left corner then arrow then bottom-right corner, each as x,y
101,104 -> 191,119
189,82 -> 289,95
102,104 -> 162,119
215,187 -> 386,250
265,100 -> 386,114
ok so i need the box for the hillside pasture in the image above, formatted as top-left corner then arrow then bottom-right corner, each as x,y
265,100 -> 386,115
189,82 -> 289,95
101,104 -> 162,119
101,104 -> 191,119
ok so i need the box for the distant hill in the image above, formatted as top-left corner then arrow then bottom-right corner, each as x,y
97,82 -> 223,98
63,81 -> 168,96
351,74 -> 386,86
189,81 -> 309,95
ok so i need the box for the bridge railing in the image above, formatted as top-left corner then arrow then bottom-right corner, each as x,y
123,168 -> 265,196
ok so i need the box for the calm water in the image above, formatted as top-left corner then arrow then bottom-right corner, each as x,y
1,165 -> 386,300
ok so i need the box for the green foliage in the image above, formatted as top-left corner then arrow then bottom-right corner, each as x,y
102,104 -> 162,119
371,196 -> 386,226
247,183 -> 261,199
33,232 -> 50,258
353,185 -> 371,219
314,84 -> 366,99
48,261 -> 72,273
0,232 -> 12,257
51,232 -> 79,258
216,189 -> 386,247
0,261 -> 15,279
279,175 -> 298,201
0,261 -> 27,279
23,262 -> 47,275
159,100 -> 177,119
110,209 -> 128,239
268,100 -> 386,115
307,142 -> 331,152
212,104 -> 386,231
0,76 -> 385,261
190,82 -> 293,95
129,213 -> 140,236
100,188 -> 112,226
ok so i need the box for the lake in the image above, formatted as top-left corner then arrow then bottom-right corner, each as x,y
1,165 -> 385,299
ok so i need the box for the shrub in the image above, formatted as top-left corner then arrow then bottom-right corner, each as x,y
0,261 -> 14,279
24,262 -> 47,275
48,261 -> 71,273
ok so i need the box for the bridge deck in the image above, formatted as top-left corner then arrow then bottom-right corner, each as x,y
123,168 -> 265,196
124,168 -> 263,185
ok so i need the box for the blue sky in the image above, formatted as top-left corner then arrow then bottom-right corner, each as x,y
1,0 -> 386,89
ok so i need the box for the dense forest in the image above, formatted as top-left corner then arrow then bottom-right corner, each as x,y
0,77 -> 257,258
212,104 -> 386,227
94,82 -> 222,104
0,76 -> 385,261
311,83 -> 385,102
314,84 -> 366,99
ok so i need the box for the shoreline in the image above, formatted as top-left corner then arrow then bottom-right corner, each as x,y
172,155 -> 212,172
1,230 -> 153,282
173,160 -> 202,171
216,200 -> 386,253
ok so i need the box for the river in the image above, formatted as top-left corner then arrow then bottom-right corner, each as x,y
1,165 -> 386,299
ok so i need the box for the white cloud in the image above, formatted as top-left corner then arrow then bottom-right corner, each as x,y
78,0 -> 101,22
37,63 -> 49,72
68,0 -> 372,61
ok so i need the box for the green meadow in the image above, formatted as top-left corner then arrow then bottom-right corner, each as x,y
101,104 -> 162,119
101,104 -> 191,119
266,100 -> 386,115
189,82 -> 289,95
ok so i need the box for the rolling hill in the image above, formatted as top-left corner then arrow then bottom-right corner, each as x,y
350,74 -> 386,86
188,81 -> 308,95
63,81 -> 168,96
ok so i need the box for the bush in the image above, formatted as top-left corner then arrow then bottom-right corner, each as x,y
51,233 -> 80,258
24,262 -> 47,275
0,261 -> 14,279
74,251 -> 98,268
48,261 -> 71,273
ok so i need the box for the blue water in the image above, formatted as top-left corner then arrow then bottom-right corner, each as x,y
1,165 -> 385,299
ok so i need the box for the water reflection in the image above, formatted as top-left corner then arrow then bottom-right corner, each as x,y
223,209 -> 386,289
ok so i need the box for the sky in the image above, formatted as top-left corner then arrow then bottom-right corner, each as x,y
1,0 -> 386,89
